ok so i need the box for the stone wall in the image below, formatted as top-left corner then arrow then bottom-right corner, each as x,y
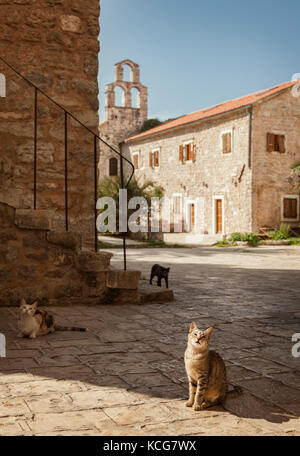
251,89 -> 300,231
123,109 -> 252,236
0,201 -> 143,306
0,0 -> 100,243
0,201 -> 108,306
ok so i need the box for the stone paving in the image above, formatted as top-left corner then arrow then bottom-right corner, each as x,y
0,245 -> 300,436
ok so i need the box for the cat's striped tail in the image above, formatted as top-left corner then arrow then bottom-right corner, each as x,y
227,385 -> 243,397
55,325 -> 87,332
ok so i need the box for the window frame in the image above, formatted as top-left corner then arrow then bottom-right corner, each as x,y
281,195 -> 299,222
267,133 -> 286,153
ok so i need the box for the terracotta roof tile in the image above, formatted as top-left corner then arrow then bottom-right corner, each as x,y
125,80 -> 297,143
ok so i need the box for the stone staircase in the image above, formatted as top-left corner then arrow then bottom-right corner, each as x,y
0,201 -> 174,307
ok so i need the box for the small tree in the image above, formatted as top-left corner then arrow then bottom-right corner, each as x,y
140,118 -> 162,132
98,177 -> 164,233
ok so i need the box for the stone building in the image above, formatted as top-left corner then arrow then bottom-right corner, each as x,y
98,59 -> 148,179
0,1 -> 143,306
122,81 -> 300,243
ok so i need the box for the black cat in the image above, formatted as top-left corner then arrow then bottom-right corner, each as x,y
150,264 -> 170,288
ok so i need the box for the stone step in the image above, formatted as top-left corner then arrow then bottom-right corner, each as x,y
106,269 -> 141,290
47,231 -> 82,251
14,209 -> 53,231
138,282 -> 174,304
75,249 -> 113,273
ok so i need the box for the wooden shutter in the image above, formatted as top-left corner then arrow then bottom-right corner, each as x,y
154,150 -> 159,166
278,135 -> 285,154
149,152 -> 153,167
222,133 -> 231,154
267,133 -> 275,152
291,198 -> 297,217
284,198 -> 297,219
186,143 -> 191,160
191,143 -> 195,161
179,144 -> 183,162
133,154 -> 138,169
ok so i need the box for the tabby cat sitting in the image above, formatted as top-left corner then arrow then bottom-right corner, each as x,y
18,299 -> 87,339
184,322 -> 242,411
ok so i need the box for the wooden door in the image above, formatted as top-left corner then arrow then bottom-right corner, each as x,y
215,199 -> 222,234
189,204 -> 195,232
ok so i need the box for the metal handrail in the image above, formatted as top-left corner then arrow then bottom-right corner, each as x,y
0,56 -> 134,269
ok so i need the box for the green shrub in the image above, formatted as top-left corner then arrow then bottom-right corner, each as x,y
289,238 -> 300,245
229,232 -> 243,242
228,232 -> 259,246
270,223 -> 290,240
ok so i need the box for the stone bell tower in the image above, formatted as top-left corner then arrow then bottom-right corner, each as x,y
99,59 -> 148,178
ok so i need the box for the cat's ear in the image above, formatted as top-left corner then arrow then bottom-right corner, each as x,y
32,301 -> 38,309
189,321 -> 197,333
20,298 -> 26,307
204,327 -> 213,341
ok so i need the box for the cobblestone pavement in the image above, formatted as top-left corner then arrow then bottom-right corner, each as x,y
0,246 -> 300,436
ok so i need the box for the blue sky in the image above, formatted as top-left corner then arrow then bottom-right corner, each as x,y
98,0 -> 300,122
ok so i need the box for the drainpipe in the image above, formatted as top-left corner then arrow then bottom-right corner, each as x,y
247,105 -> 253,232
248,105 -> 253,169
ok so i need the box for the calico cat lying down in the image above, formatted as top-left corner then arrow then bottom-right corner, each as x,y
18,299 -> 87,339
184,322 -> 242,410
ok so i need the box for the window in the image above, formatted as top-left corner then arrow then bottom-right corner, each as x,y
132,152 -> 139,169
149,149 -> 159,168
282,196 -> 298,220
109,157 -> 118,176
267,133 -> 285,153
222,132 -> 232,154
179,142 -> 195,162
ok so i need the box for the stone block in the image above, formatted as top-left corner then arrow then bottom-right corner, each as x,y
76,250 -> 112,273
106,270 -> 141,290
53,285 -> 82,299
0,203 -> 15,229
15,209 -> 53,230
23,232 -> 47,249
47,231 -> 82,251
16,141 -> 55,164
0,268 -> 11,284
139,287 -> 174,304
60,15 -> 82,33
71,78 -> 98,95
17,265 -> 37,281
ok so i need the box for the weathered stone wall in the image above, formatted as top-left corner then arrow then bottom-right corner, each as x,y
123,109 -> 252,236
98,60 -> 147,181
0,202 -> 112,306
0,0 -> 100,242
0,201 -> 143,306
251,89 -> 300,231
